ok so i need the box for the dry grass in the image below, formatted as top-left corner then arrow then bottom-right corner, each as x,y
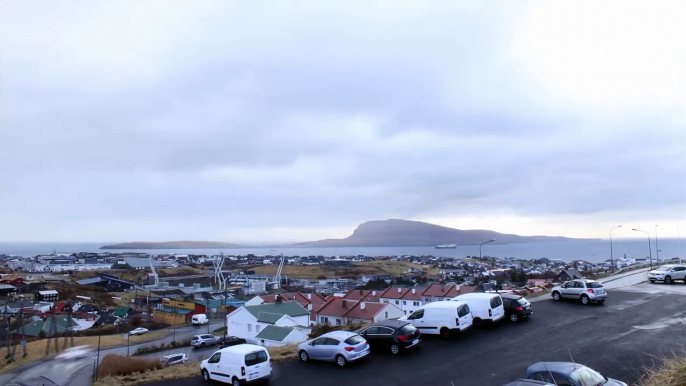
97,354 -> 160,378
268,344 -> 299,362
94,359 -> 200,386
0,330 -> 166,375
638,357 -> 686,386
251,261 -> 438,279
157,267 -> 206,277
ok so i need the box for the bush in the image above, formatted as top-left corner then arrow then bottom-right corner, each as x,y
213,327 -> 227,336
97,354 -> 160,378
130,315 -> 142,327
133,338 -> 191,355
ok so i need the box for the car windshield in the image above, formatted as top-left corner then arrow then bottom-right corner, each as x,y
656,265 -> 673,271
399,324 -> 417,334
571,367 -> 606,386
586,282 -> 603,288
344,335 -> 365,345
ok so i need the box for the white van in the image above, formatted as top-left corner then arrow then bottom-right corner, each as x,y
200,344 -> 272,385
399,300 -> 473,338
192,314 -> 209,326
451,293 -> 505,325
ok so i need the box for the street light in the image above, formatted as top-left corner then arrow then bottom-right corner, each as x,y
632,228 -> 652,269
655,225 -> 660,262
610,225 -> 622,273
480,239 -> 495,259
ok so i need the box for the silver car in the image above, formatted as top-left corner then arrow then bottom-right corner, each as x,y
552,279 -> 607,305
191,334 -> 218,349
297,331 -> 370,367
648,264 -> 686,284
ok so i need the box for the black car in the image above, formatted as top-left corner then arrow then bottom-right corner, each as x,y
359,319 -> 421,355
500,293 -> 533,322
216,335 -> 247,348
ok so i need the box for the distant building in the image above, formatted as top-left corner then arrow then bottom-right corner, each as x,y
553,269 -> 585,282
35,289 -> 58,302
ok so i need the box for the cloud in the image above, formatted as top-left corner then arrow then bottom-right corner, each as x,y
0,1 -> 684,242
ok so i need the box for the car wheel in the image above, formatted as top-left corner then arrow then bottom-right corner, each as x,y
200,342 -> 206,348
552,292 -> 561,301
509,314 -> 518,323
202,369 -> 211,382
439,327 -> 451,338
336,354 -> 347,367
665,276 -> 672,284
299,350 -> 309,362
232,377 -> 241,386
581,295 -> 590,305
390,344 -> 400,355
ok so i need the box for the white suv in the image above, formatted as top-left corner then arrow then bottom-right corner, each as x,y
649,264 -> 686,284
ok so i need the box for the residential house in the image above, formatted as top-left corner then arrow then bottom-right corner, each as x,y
0,284 -> 17,297
35,290 -> 58,302
254,325 -> 310,348
75,273 -> 134,291
553,269 -> 585,283
343,289 -> 382,303
399,287 -> 424,315
226,301 -> 310,344
379,287 -> 409,309
315,298 -> 403,326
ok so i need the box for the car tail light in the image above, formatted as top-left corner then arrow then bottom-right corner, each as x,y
241,366 -> 245,376
515,307 -> 522,311
344,347 -> 355,352
588,289 -> 594,293
397,335 -> 409,341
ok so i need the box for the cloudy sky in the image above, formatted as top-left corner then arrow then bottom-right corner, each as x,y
1,1 -> 684,243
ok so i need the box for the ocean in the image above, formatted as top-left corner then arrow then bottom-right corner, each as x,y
0,239 -> 684,264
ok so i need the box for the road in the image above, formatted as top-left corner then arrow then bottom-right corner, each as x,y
0,320 -> 226,386
152,286 -> 686,386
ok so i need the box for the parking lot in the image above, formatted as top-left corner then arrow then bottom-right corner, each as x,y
151,287 -> 686,386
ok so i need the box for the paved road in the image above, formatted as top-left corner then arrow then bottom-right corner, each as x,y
0,320 -> 226,386
151,289 -> 686,386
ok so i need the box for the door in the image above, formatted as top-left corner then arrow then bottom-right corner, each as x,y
375,327 -> 394,350
319,338 -> 340,361
206,352 -> 229,381
244,350 -> 270,381
560,282 -> 574,298
407,309 -> 428,332
308,338 -> 328,360
457,304 -> 472,329
361,327 -> 380,349
673,266 -> 686,280
489,296 -> 504,320
571,281 -> 585,298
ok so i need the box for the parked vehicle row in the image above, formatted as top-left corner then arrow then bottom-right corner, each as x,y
192,334 -> 247,349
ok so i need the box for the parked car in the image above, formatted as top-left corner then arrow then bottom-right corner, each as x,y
217,336 -> 247,348
451,293 -> 505,325
159,353 -> 188,367
297,331 -> 370,367
399,300 -> 473,338
648,264 -> 686,284
503,380 -> 555,386
200,344 -> 272,385
525,362 -> 627,386
551,279 -> 607,305
359,319 -> 421,355
500,293 -> 533,322
129,327 -> 149,336
192,334 -> 218,349
192,314 -> 209,326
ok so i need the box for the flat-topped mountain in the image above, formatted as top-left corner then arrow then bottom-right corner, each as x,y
294,219 -> 583,247
100,241 -> 241,250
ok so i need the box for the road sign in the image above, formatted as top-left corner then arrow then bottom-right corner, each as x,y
92,352 -> 98,359
124,334 -> 129,339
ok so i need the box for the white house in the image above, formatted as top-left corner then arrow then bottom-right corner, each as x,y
254,325 -> 310,347
227,301 -> 311,344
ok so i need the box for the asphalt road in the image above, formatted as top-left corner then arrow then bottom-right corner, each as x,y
150,288 -> 686,386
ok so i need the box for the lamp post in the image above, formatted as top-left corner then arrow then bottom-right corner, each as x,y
206,297 -> 211,334
610,225 -> 622,273
655,225 -> 660,262
632,228 -> 652,269
480,239 -> 495,259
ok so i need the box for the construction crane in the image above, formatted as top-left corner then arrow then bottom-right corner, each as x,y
275,253 -> 285,289
213,253 -> 227,290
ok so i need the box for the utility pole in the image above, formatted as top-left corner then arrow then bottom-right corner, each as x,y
655,225 -> 660,262
610,225 -> 622,273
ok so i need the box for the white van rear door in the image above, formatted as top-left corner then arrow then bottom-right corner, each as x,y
489,296 -> 505,320
244,350 -> 271,380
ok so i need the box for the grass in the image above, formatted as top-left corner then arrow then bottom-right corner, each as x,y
638,356 -> 686,386
95,361 -> 199,386
250,261 -> 438,279
0,330 -> 167,375
268,344 -> 299,362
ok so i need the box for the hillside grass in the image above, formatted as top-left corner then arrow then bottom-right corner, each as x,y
0,330 -> 166,375
250,261 -> 438,279
639,356 -> 686,386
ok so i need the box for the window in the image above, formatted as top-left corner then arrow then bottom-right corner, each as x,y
457,305 -> 468,318
365,327 -> 380,334
247,324 -> 252,332
256,325 -> 261,333
403,301 -> 406,305
244,350 -> 268,366
674,267 -> 686,272
324,338 -> 340,345
399,324 -> 417,334
408,309 -> 424,320
311,338 -> 326,346
321,317 -> 328,324
395,300 -> 399,305
335,319 -> 341,326
573,281 -> 585,289
489,296 -> 502,308
586,282 -> 603,288
530,373 -> 551,383
208,352 -> 221,364
344,335 -> 364,345
438,298 -> 443,301
413,301 -> 420,306
385,311 -> 388,319
377,327 -> 394,335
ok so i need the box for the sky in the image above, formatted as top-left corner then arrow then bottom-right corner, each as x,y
0,1 -> 684,243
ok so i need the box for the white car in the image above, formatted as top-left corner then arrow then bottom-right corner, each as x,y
648,264 -> 686,284
129,327 -> 149,335
56,345 -> 93,361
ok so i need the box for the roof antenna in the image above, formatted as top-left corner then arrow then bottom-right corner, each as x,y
568,348 -> 575,363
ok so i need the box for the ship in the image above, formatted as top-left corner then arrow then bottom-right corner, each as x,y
435,244 -> 457,249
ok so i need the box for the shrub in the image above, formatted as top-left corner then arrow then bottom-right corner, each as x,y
97,354 -> 160,378
213,327 -> 227,336
130,315 -> 142,327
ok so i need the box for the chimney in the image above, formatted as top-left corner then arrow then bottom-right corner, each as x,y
372,290 -> 377,296
308,304 -> 312,311
359,289 -> 363,295
397,288 -> 401,293
342,299 -> 347,308
360,302 -> 366,310
307,293 -> 312,299
412,288 -> 416,294
274,294 -> 278,300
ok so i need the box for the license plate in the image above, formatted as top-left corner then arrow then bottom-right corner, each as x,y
249,373 -> 259,380
412,339 -> 419,345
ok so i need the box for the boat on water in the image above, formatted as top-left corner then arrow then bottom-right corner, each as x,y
435,244 -> 457,249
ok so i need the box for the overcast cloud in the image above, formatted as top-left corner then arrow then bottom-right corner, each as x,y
1,1 -> 684,243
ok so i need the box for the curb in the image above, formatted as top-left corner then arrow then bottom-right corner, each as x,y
600,269 -> 650,284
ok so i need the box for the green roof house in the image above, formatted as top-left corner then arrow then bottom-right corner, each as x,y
254,325 -> 310,347
227,301 -> 311,346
